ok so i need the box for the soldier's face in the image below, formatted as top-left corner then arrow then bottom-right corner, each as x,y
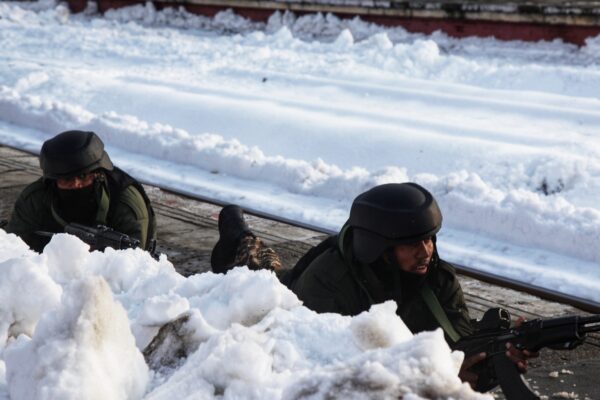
56,172 -> 96,190
393,237 -> 434,275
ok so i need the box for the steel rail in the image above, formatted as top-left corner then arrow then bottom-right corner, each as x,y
149,181 -> 600,314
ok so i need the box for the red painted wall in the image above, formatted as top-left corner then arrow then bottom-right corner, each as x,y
73,0 -> 600,46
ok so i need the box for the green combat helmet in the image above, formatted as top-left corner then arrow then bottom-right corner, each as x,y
39,130 -> 113,179
349,182 -> 443,264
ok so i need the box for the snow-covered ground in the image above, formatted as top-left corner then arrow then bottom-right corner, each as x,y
1,1 -> 599,302
0,1 -> 599,396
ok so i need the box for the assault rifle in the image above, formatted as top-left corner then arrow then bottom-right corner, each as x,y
36,223 -> 159,259
454,307 -> 600,400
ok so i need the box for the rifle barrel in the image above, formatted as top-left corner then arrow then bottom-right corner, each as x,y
579,315 -> 600,334
35,230 -> 54,237
580,315 -> 600,324
582,326 -> 600,334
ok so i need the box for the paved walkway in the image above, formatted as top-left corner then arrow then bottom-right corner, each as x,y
1,144 -> 598,399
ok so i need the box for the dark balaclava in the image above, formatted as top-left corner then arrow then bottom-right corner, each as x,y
53,173 -> 105,225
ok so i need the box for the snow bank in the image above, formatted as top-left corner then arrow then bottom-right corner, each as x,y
99,3 -> 600,97
4,1 -> 600,97
0,84 -> 408,205
5,276 -> 148,400
105,4 -> 263,34
0,231 -> 60,351
145,305 -> 479,400
1,85 -> 599,267
0,232 -> 490,399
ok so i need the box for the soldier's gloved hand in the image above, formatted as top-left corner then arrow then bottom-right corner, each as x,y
459,352 -> 487,388
506,316 -> 540,373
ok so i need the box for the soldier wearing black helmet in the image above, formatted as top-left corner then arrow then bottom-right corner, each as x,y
286,182 -> 474,336
6,130 -> 156,253
213,183 -> 469,333
211,182 -> 536,388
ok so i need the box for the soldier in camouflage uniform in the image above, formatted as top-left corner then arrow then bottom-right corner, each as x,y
7,130 -> 156,253
211,183 -> 536,389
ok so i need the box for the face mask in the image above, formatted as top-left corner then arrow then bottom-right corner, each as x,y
55,181 -> 98,224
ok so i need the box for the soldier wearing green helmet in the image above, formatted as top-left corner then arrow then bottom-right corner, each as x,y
6,130 -> 156,253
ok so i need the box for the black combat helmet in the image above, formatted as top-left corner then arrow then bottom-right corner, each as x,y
349,183 -> 442,264
39,130 -> 113,179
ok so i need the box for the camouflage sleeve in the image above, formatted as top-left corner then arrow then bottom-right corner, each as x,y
109,185 -> 150,249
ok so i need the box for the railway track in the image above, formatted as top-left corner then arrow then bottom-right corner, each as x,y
2,144 -> 599,314
153,182 -> 600,315
146,183 -> 600,359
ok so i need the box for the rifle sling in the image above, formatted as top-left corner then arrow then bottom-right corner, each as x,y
420,284 -> 461,343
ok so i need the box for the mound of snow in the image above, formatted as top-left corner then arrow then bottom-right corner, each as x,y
5,276 -> 148,400
0,232 -> 490,399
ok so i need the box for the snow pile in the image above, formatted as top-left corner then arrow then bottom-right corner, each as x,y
0,232 -> 60,349
105,4 -> 263,34
1,2 -> 600,301
0,85 -> 406,202
1,84 -> 599,269
100,2 -> 600,72
0,231 -> 490,399
145,304 -> 478,400
5,276 -> 148,400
